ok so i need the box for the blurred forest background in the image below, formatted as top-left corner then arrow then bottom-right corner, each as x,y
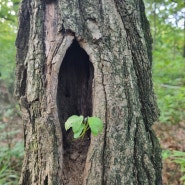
0,0 -> 184,184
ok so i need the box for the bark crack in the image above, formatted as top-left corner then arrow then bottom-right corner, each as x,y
133,118 -> 139,184
99,52 -> 108,184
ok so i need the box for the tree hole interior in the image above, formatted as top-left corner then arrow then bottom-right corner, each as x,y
57,40 -> 94,184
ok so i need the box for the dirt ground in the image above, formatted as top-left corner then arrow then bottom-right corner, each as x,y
153,122 -> 185,185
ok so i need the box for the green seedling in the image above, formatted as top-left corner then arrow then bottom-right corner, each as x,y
65,115 -> 103,139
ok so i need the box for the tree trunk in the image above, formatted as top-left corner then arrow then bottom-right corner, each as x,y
15,0 -> 162,184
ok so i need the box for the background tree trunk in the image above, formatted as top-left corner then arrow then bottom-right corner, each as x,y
15,0 -> 162,184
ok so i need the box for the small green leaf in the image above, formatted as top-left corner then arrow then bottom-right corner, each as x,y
65,115 -> 84,131
72,119 -> 84,133
73,124 -> 85,139
72,119 -> 85,139
88,117 -> 103,136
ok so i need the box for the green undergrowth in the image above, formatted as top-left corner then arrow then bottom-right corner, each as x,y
0,141 -> 24,185
162,150 -> 185,184
0,95 -> 24,185
0,124 -> 24,185
153,48 -> 185,124
153,35 -> 185,184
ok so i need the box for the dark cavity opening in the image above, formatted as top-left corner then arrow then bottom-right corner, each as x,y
57,40 -> 94,185
44,175 -> 48,185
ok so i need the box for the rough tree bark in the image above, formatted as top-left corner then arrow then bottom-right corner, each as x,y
15,0 -> 162,184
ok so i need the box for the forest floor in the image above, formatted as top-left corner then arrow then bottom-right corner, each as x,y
153,122 -> 185,185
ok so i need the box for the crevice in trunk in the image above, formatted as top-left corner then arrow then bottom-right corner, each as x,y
57,40 -> 94,185
44,175 -> 48,185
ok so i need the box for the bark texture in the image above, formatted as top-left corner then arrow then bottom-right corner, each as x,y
15,0 -> 162,184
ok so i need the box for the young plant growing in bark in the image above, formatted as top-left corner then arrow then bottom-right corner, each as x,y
65,115 -> 103,139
